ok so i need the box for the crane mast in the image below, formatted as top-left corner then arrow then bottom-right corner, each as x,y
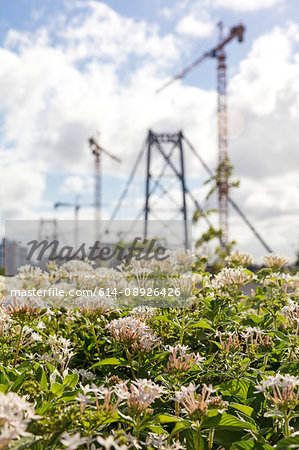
89,137 -> 121,242
156,22 -> 245,249
217,22 -> 229,247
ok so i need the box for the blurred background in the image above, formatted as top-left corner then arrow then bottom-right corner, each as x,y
0,0 -> 298,266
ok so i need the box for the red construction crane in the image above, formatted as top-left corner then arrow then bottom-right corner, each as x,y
157,22 -> 245,248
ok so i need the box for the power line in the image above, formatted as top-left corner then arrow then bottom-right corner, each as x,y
104,139 -> 147,233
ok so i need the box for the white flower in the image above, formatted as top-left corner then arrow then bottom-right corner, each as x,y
97,435 -> 127,450
47,334 -> 74,371
0,392 -> 39,448
113,379 -> 165,413
129,306 -> 157,319
60,431 -> 87,449
165,344 -> 190,355
225,250 -> 253,267
106,317 -> 160,351
113,381 -> 130,400
72,369 -> 95,381
212,268 -> 256,289
174,383 -> 197,402
76,392 -> 91,405
263,253 -> 289,269
255,374 -> 299,404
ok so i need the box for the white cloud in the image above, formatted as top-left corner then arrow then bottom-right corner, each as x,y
59,1 -> 180,65
213,0 -> 284,12
60,175 -> 85,194
225,25 -> 299,258
0,150 -> 45,227
176,14 -> 215,37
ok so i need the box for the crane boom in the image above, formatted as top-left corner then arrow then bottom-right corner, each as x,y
156,24 -> 244,94
88,137 -> 121,163
156,23 -> 245,248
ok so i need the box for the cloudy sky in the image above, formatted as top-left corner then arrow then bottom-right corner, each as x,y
0,0 -> 298,261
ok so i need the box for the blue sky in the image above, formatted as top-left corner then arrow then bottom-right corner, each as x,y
0,0 -> 299,261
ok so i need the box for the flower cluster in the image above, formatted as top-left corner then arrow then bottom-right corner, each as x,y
211,267 -> 256,290
255,374 -> 299,410
46,334 -> 74,371
263,253 -> 290,270
175,383 -> 226,420
114,379 -> 166,414
281,302 -> 299,334
2,295 -> 49,323
165,344 -> 204,375
225,250 -> 253,267
0,392 -> 39,449
217,331 -> 241,353
106,317 -> 160,351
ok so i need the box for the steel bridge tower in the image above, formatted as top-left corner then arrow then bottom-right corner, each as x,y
144,130 -> 189,249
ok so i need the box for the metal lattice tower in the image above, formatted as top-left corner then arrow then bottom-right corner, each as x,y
144,130 -> 189,249
217,22 -> 229,247
89,137 -> 121,241
38,219 -> 57,241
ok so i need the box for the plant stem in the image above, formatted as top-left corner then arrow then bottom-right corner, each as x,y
196,421 -> 202,450
125,347 -> 136,380
13,322 -> 24,368
90,322 -> 100,356
135,413 -> 141,439
283,412 -> 291,437
208,427 -> 215,450
175,400 -> 179,440
179,308 -> 186,345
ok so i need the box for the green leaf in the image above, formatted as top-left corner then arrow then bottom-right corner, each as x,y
220,379 -> 252,398
150,315 -> 172,323
63,373 -> 79,389
192,320 -> 214,331
170,420 -> 192,437
7,436 -> 41,449
36,366 -> 48,391
90,357 -> 127,368
56,389 -> 80,403
36,402 -> 53,415
229,403 -> 254,417
148,425 -> 167,434
202,413 -> 256,431
51,382 -> 64,397
156,414 -> 180,423
0,384 -> 8,394
231,442 -> 273,450
276,432 -> 299,449
29,323 -> 48,339
0,370 -> 9,386
50,369 -> 63,386
46,362 -> 56,373
9,370 -> 27,393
